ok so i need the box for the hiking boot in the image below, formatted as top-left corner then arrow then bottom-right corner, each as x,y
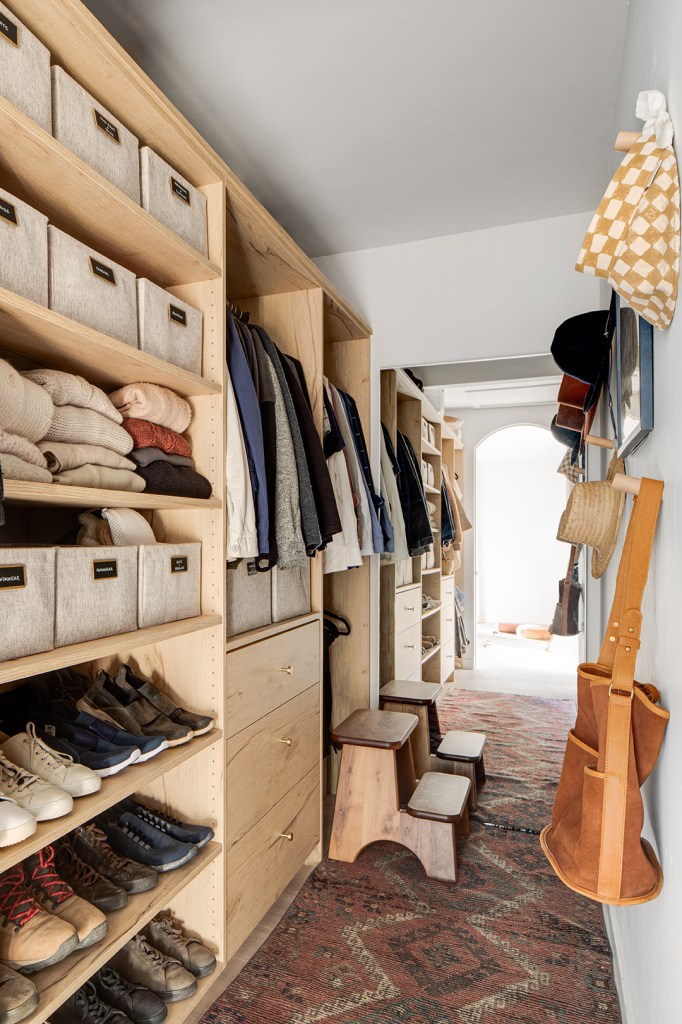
36,724 -> 140,778
72,824 -> 158,893
3,723 -> 101,798
95,812 -> 197,873
145,914 -> 216,978
117,666 -> 214,737
51,981 -> 133,1023
77,672 -> 191,748
71,712 -> 167,763
117,799 -> 214,850
111,934 -> 197,1003
93,967 -> 167,1024
0,963 -> 39,1023
0,753 -> 73,822
24,846 -> 107,950
0,798 -> 36,849
0,865 -> 78,973
53,840 -> 127,912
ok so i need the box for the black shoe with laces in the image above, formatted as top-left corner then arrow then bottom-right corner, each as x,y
94,812 -> 197,872
93,967 -> 167,1024
51,980 -> 133,1023
71,825 -> 158,894
116,798 -> 214,849
53,840 -> 128,912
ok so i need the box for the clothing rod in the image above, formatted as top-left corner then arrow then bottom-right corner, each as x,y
612,472 -> 665,499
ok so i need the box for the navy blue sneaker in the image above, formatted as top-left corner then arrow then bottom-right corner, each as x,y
72,712 -> 167,763
117,798 -> 214,850
39,724 -> 140,777
95,812 -> 198,873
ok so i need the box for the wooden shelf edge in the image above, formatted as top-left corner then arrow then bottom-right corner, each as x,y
163,965 -> 225,1022
28,842 -> 222,1023
226,611 -> 320,653
424,484 -> 440,496
0,615 -> 222,686
421,644 -> 441,665
422,568 -> 441,576
421,607 -> 440,621
421,440 -> 440,457
3,479 -> 221,511
0,730 -> 222,874
0,286 -> 222,397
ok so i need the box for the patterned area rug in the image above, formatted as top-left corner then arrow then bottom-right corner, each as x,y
203,689 -> 622,1024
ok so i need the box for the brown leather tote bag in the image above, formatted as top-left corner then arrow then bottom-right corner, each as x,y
541,478 -> 669,905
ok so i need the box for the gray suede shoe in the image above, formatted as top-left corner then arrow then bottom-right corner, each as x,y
77,671 -> 191,748
0,965 -> 39,1024
145,913 -> 216,978
117,665 -> 214,737
111,934 -> 197,1003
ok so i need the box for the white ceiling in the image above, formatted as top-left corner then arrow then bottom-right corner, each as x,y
439,375 -> 561,410
85,0 -> 630,258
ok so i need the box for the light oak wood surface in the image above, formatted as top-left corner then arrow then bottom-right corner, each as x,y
331,709 -> 418,749
3,480 -> 221,511
224,612 -> 319,653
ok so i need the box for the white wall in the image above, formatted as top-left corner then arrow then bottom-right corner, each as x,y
316,212 -> 602,367
476,424 -> 569,625
598,3 -> 682,1021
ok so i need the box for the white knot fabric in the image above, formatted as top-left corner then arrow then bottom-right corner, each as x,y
636,89 -> 674,148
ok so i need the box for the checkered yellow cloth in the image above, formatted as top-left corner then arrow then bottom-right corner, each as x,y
576,133 -> 680,329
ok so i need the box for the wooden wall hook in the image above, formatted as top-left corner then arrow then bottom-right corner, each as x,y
615,130 -> 640,152
584,434 -> 615,449
612,472 -> 664,499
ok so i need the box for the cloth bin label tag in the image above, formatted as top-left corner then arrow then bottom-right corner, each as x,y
93,559 -> 118,581
0,564 -> 25,589
0,13 -> 18,46
170,177 -> 191,205
89,257 -> 117,286
169,303 -> 187,326
93,109 -> 121,144
0,197 -> 17,226
171,556 -> 188,573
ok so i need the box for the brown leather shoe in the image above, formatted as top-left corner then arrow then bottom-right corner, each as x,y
111,933 -> 197,1002
53,839 -> 128,912
145,914 -> 216,977
0,865 -> 78,973
0,964 -> 39,1024
24,846 -> 107,949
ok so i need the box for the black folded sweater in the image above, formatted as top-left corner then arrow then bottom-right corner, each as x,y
136,461 -> 212,499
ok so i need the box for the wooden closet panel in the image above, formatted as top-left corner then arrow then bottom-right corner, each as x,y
394,584 -> 421,636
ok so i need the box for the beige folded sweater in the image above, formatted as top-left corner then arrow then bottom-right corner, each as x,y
44,406 -> 133,456
37,441 -> 136,474
53,465 -> 146,491
0,359 -> 53,441
0,453 -> 52,483
109,383 -> 192,433
22,368 -> 122,423
0,429 -> 48,468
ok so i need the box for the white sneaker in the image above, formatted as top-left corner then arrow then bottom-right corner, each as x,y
0,754 -> 73,822
3,724 -> 101,799
0,796 -> 36,847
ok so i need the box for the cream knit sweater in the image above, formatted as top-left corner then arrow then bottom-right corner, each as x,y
0,359 -> 53,441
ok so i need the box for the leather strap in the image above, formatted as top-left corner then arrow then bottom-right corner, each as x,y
596,478 -> 663,899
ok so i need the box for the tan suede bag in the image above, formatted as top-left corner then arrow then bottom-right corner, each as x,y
541,478 -> 669,905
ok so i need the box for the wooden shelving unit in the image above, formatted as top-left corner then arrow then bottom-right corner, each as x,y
3,480 -> 221,511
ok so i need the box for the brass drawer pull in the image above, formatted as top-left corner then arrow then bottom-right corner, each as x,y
278,832 -> 294,841
277,737 -> 293,746
278,665 -> 293,675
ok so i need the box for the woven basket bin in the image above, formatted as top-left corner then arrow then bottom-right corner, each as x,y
138,543 -> 201,629
137,278 -> 203,374
0,547 -> 55,661
0,3 -> 51,132
51,66 -> 140,203
226,558 -> 271,637
54,546 -> 138,647
0,187 -> 48,306
48,226 -> 138,347
140,147 -> 207,255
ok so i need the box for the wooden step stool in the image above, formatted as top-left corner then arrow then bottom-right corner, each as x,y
329,709 -> 471,882
434,730 -> 487,811
379,679 -> 443,778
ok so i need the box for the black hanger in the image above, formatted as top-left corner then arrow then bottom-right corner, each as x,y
323,609 -> 351,636
227,300 -> 251,325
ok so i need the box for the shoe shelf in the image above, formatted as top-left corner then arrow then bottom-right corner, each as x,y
421,606 -> 440,621
0,615 -> 222,687
23,840 -> 221,1024
421,643 -> 441,665
0,729 -> 221,875
163,967 -> 225,1022
0,287 -> 221,398
2,480 -> 222,512
0,98 -> 221,288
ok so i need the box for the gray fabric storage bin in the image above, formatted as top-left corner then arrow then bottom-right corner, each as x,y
48,227 -> 138,347
51,67 -> 140,203
271,564 -> 311,623
226,559 -> 271,637
0,187 -> 48,306
137,279 -> 203,374
0,547 -> 55,661
55,545 -> 137,647
140,147 -> 207,255
0,3 -> 51,132
138,543 -> 201,629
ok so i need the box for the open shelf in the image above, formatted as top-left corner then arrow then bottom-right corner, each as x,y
25,841 -> 222,1024
3,479 -> 221,511
164,967 -> 225,1022
395,368 -> 442,423
423,484 -> 440,496
225,611 -> 320,653
396,582 -> 420,593
421,439 -> 440,457
0,615 -> 222,686
422,567 -> 441,576
0,730 -> 221,874
0,287 -> 221,397
0,97 -> 221,288
421,643 -> 441,665
422,606 -> 441,621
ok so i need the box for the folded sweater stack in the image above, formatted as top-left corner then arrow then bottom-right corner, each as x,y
110,383 -> 212,498
0,359 -> 53,483
22,368 -> 143,492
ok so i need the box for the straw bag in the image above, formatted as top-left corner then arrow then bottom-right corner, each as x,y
576,92 -> 680,330
541,478 -> 669,904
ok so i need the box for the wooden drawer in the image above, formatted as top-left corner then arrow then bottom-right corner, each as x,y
227,766 -> 320,959
227,685 -> 320,848
394,584 -> 421,635
394,620 -> 422,679
441,576 -> 455,609
440,639 -> 455,684
226,620 -> 320,737
440,606 -> 456,647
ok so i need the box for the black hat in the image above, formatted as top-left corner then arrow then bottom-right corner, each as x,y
550,414 -> 580,464
551,297 -> 616,411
